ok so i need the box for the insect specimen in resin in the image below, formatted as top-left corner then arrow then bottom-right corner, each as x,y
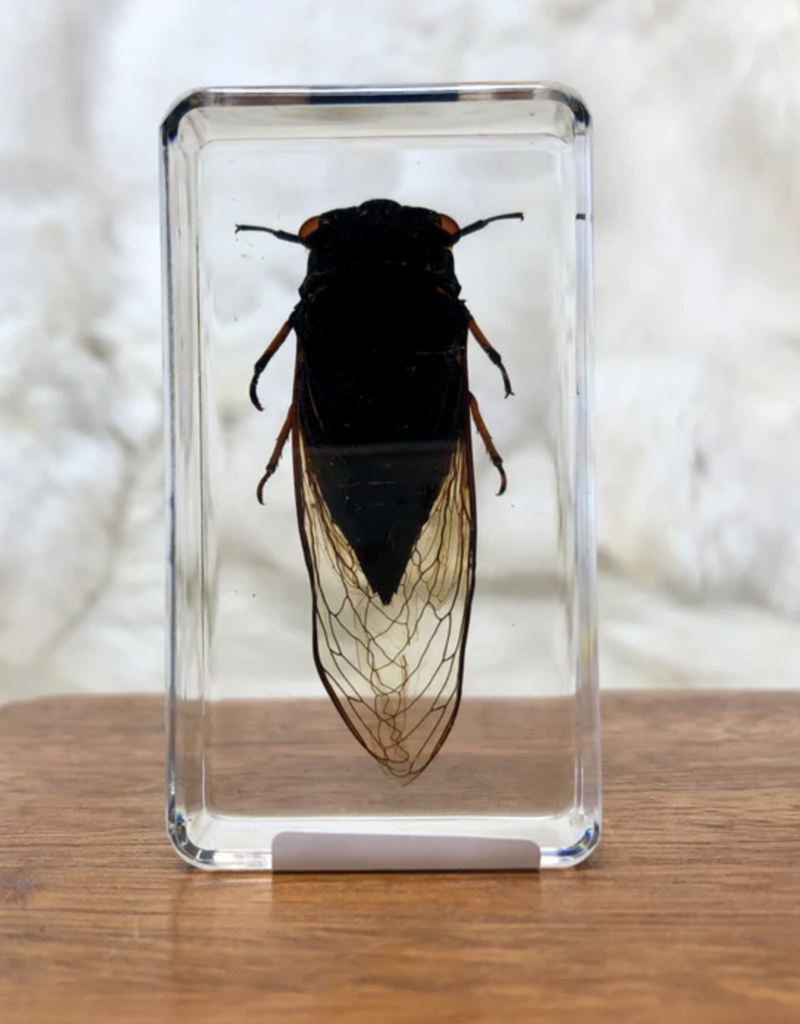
236,199 -> 521,781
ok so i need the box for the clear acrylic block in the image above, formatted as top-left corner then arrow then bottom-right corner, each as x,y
161,84 -> 599,871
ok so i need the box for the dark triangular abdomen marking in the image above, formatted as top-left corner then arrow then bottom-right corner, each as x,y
307,442 -> 456,604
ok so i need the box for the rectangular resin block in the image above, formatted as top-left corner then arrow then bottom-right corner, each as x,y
161,83 -> 599,870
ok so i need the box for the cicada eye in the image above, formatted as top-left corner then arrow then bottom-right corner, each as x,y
298,215 -> 321,242
437,213 -> 461,237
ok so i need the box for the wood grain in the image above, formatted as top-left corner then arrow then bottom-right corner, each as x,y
1,691 -> 799,1023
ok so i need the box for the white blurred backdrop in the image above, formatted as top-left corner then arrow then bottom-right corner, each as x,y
1,0 -> 799,702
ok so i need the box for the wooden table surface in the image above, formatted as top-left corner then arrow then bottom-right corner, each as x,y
0,691 -> 798,1023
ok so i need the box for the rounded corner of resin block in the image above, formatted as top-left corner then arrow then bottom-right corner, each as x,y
160,88 -> 213,144
166,811 -> 214,871
549,83 -> 592,132
555,817 -> 601,868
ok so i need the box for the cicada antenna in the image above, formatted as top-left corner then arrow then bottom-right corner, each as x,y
235,224 -> 305,245
455,212 -> 524,242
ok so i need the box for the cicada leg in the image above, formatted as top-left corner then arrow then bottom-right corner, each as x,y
257,405 -> 293,504
469,392 -> 507,496
467,315 -> 514,398
250,319 -> 293,411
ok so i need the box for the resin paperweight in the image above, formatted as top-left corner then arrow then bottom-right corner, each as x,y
161,84 -> 599,871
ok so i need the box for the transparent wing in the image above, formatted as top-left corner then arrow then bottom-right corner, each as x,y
293,430 -> 476,782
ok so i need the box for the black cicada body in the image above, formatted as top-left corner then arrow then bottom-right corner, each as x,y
236,199 -> 522,782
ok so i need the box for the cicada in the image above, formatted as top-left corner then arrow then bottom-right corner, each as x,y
236,199 -> 521,781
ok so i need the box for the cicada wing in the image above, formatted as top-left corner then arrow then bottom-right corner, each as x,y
293,430 -> 476,782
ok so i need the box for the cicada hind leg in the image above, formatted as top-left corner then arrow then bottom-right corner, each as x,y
247,316 -> 296,501
256,405 -> 293,504
469,393 -> 507,496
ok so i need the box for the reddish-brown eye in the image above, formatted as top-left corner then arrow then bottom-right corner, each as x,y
298,215 -> 321,241
437,213 -> 460,236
